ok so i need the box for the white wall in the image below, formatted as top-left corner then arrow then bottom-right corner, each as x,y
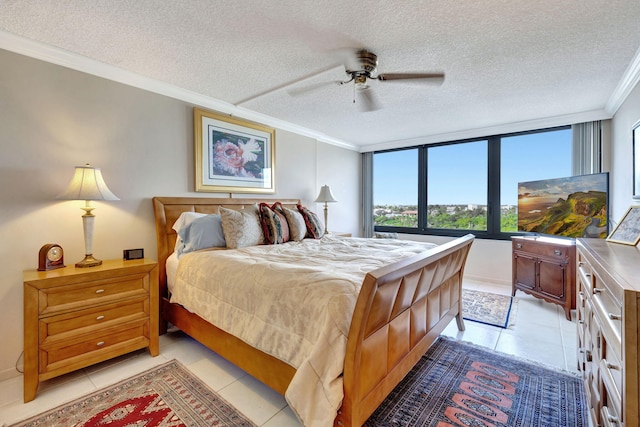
0,49 -> 360,380
610,82 -> 640,223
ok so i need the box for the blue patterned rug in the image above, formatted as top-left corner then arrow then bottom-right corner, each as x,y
462,289 -> 516,328
365,336 -> 587,427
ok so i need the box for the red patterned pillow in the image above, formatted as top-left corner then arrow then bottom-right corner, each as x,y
258,202 -> 290,244
297,204 -> 323,239
271,202 -> 290,243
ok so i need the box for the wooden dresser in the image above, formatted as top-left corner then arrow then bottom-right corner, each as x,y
512,236 -> 576,320
23,259 -> 159,402
576,238 -> 640,427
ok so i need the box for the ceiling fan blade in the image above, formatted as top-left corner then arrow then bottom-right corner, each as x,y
287,80 -> 342,97
377,73 -> 445,83
356,87 -> 381,112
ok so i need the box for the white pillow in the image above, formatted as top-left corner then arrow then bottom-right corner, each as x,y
283,206 -> 307,241
176,214 -> 226,257
219,205 -> 264,249
171,212 -> 208,252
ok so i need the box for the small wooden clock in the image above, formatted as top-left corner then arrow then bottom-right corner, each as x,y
38,244 -> 65,271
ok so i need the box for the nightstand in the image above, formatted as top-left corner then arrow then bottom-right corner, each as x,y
23,258 -> 159,402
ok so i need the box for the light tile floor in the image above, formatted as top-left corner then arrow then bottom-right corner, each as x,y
0,280 -> 578,426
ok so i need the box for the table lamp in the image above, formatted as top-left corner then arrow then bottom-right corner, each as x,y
57,164 -> 119,267
314,185 -> 337,235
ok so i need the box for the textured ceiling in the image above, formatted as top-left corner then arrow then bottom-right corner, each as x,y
1,1 -> 640,151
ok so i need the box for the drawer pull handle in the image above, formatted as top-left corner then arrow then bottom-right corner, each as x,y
95,289 -> 105,294
554,249 -> 562,256
609,313 -> 622,321
96,341 -> 105,347
578,320 -> 584,324
515,243 -> 522,249
96,315 -> 105,321
579,291 -> 584,297
606,362 -> 620,370
593,288 -> 604,294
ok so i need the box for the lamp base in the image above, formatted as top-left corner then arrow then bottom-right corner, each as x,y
75,254 -> 102,268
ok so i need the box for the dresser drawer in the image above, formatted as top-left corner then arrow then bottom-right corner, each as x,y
39,320 -> 148,374
40,297 -> 149,343
592,292 -> 622,358
39,274 -> 149,316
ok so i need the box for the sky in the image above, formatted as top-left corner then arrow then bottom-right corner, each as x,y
373,128 -> 572,206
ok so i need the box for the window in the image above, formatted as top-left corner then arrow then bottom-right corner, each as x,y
500,129 -> 572,232
427,140 -> 488,231
373,149 -> 418,227
373,127 -> 572,239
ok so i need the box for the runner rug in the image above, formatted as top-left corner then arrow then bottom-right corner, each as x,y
9,360 -> 256,427
462,289 -> 516,328
365,336 -> 587,427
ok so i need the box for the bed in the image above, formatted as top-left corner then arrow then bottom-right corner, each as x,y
152,196 -> 474,427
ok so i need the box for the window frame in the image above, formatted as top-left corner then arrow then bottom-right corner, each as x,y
373,126 -> 571,240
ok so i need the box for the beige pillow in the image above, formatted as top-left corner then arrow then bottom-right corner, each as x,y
283,206 -> 307,241
219,205 -> 264,249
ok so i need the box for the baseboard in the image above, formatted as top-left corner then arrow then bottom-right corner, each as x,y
0,365 -> 22,382
465,274 -> 511,287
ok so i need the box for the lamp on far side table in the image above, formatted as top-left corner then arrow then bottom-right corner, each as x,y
57,164 -> 119,267
314,184 -> 337,235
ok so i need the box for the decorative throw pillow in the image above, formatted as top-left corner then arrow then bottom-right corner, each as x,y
271,202 -> 290,243
219,205 -> 264,249
258,202 -> 284,245
282,207 -> 307,241
176,214 -> 226,257
297,204 -> 324,239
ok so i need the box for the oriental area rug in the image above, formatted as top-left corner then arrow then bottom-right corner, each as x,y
462,289 -> 517,328
9,360 -> 256,427
365,336 -> 587,427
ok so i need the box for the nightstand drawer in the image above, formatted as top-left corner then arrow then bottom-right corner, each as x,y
40,320 -> 148,373
39,274 -> 149,316
40,297 -> 149,341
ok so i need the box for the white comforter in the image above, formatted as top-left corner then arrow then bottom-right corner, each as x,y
170,235 -> 437,427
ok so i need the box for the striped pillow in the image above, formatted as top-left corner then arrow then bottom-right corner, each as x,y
297,204 -> 323,239
259,203 -> 286,244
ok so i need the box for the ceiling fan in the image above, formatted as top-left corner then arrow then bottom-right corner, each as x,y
288,49 -> 445,112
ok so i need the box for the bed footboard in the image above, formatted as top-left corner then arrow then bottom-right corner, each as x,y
335,234 -> 474,427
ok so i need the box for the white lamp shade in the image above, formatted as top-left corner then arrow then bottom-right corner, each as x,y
314,185 -> 337,203
57,164 -> 119,201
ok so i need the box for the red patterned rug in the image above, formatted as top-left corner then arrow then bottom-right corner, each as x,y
10,360 -> 256,427
365,336 -> 587,427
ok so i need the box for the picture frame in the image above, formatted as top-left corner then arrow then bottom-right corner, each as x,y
634,120 -> 640,199
194,108 -> 275,193
606,206 -> 640,245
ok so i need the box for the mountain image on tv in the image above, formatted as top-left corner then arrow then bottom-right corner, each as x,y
517,173 -> 609,238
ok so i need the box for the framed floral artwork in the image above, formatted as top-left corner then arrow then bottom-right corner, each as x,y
194,108 -> 275,193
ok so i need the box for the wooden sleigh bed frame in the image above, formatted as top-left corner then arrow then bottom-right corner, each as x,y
152,196 -> 474,427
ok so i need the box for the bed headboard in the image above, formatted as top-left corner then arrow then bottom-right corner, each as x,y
152,197 -> 300,298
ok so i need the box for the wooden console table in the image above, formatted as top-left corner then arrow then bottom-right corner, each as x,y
511,236 -> 576,320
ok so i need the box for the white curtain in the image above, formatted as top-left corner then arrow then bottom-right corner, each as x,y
362,152 -> 374,238
572,121 -> 602,175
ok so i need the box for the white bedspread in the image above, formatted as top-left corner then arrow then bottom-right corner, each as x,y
170,235 -> 437,427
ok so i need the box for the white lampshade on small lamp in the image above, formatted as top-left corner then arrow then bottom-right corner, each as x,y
57,164 -> 119,268
314,185 -> 337,235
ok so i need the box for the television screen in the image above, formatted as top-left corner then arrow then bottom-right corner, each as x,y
517,173 -> 609,238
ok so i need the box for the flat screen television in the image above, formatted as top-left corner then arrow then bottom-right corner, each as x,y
517,173 -> 609,238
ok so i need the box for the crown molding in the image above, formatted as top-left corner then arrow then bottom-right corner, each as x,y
606,46 -> 640,115
0,30 -> 358,151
